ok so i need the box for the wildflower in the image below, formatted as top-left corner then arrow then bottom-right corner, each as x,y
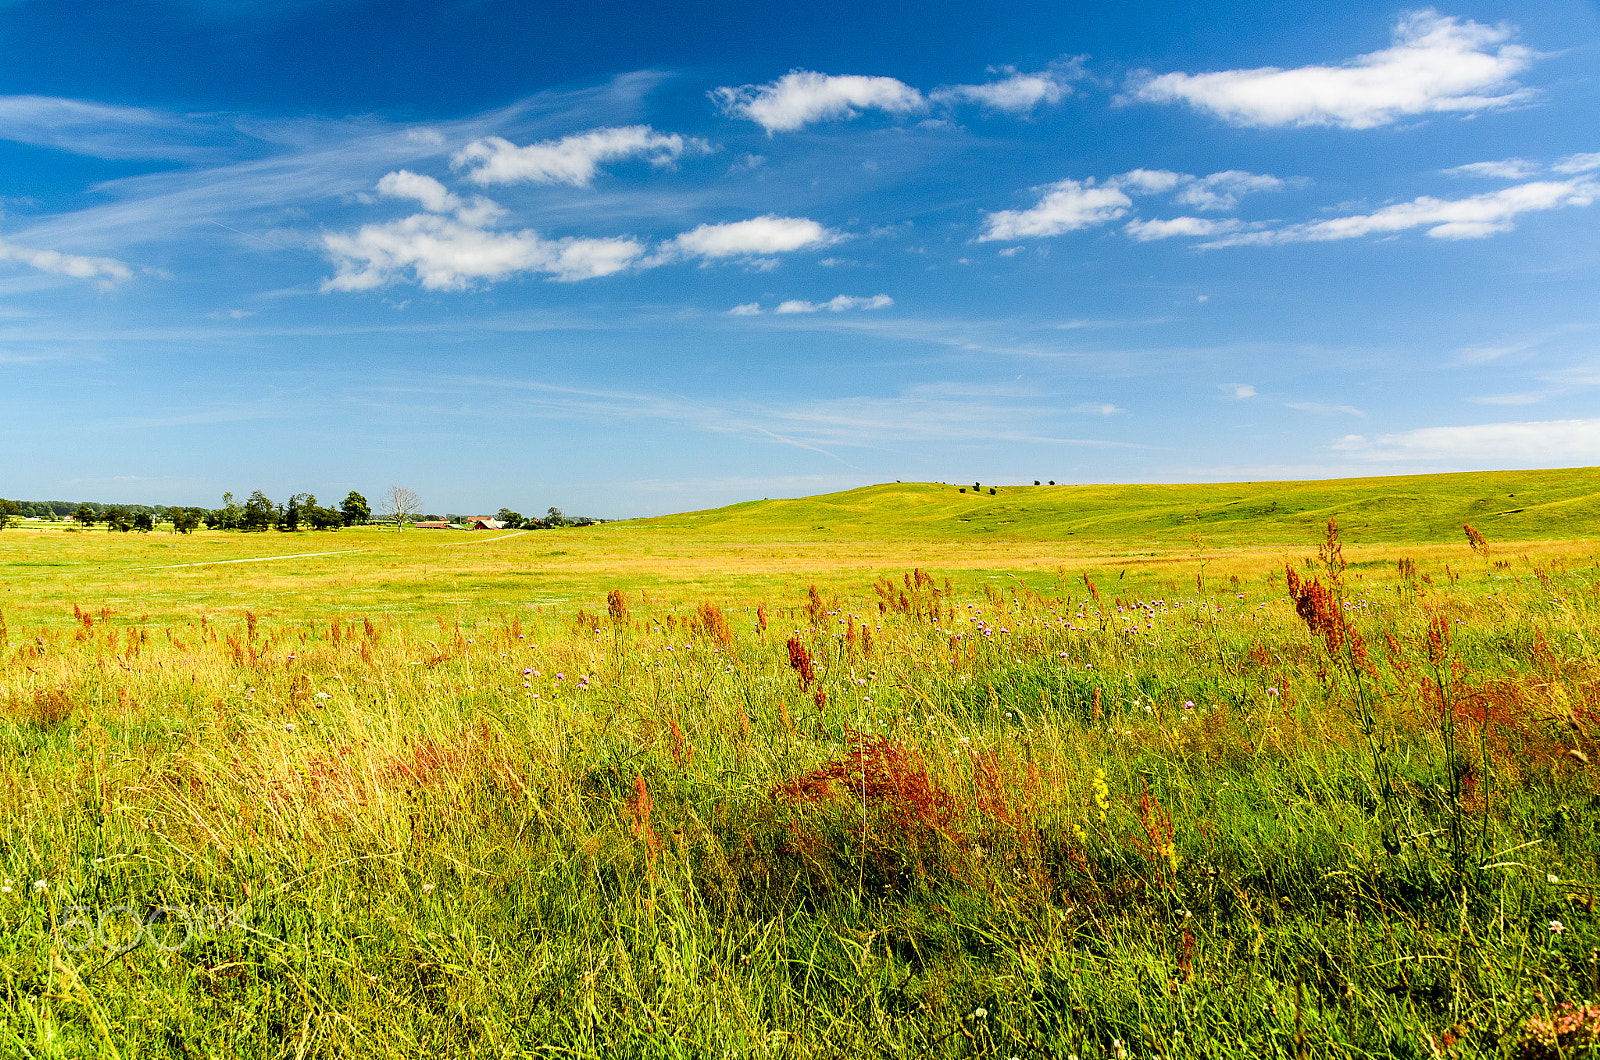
1184,700 -> 1195,709
1267,687 -> 1280,697
523,668 -> 532,675
973,1007 -> 988,1018
33,880 -> 47,894
1,879 -> 11,894
314,691 -> 331,700
1552,920 -> 1566,934
523,682 -> 531,689
555,672 -> 565,680
422,883 -> 435,893
284,722 -> 297,732
1550,874 -> 1561,884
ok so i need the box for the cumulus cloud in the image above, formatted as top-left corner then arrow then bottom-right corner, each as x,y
711,71 -> 925,133
376,169 -> 503,225
727,302 -> 762,315
452,125 -> 707,186
0,235 -> 131,287
1071,402 -> 1125,416
772,294 -> 893,314
979,180 -> 1132,241
1332,417 -> 1600,462
983,167 -> 1286,241
1203,178 -> 1596,245
1173,170 -> 1288,211
1124,216 -> 1243,241
324,173 -> 837,290
1130,10 -> 1536,129
665,215 -> 841,260
321,213 -> 645,290
930,63 -> 1077,114
1219,383 -> 1257,399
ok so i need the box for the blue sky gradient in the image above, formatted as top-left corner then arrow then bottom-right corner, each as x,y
2,0 -> 1598,516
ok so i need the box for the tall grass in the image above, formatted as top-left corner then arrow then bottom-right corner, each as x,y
1,538 -> 1598,1057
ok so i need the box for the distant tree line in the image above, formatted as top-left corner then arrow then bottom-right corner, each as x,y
0,494 -> 607,532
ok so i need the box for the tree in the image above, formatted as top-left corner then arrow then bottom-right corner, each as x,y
72,503 -> 96,527
103,506 -> 132,532
133,512 -> 155,532
282,494 -> 309,532
0,499 -> 19,530
496,508 -> 523,529
545,506 -> 567,527
340,491 -> 370,527
171,508 -> 204,534
242,491 -> 275,532
383,485 -> 422,531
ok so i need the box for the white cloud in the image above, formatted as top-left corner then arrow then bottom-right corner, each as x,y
1443,158 -> 1539,179
711,71 -> 925,133
1332,418 -> 1600,462
1130,10 -> 1536,129
1124,216 -> 1243,241
375,169 -> 504,226
1467,391 -> 1544,406
931,67 -> 1071,114
773,294 -> 893,314
987,167 -> 1288,241
1173,170 -> 1287,211
1204,178 -> 1596,245
0,236 -> 131,287
727,302 -> 762,315
1071,402 -> 1125,416
666,215 -> 840,260
1220,383 -> 1256,399
0,94 -> 237,161
1112,169 -> 1186,195
320,213 -> 645,290
452,125 -> 706,186
1554,152 -> 1600,176
323,206 -> 838,291
979,179 -> 1132,240
1285,401 -> 1366,417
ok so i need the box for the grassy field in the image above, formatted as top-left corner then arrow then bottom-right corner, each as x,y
3,471 -> 1600,1058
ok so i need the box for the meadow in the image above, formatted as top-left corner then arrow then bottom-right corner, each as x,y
2,471 -> 1599,1058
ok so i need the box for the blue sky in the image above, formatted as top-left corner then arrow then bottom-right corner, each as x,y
1,0 -> 1598,517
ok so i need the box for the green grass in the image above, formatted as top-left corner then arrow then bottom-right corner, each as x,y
633,467 -> 1600,544
2,472 -> 1600,1057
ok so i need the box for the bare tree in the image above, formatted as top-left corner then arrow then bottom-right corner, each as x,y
383,485 -> 422,531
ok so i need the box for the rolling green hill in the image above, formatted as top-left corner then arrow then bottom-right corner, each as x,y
626,466 -> 1600,544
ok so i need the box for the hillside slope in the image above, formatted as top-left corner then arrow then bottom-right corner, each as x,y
621,467 -> 1600,544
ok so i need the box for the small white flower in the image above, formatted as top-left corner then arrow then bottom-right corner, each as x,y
1549,874 -> 1560,884
33,880 -> 47,893
1551,919 -> 1565,934
973,1007 -> 987,1018
422,882 -> 435,893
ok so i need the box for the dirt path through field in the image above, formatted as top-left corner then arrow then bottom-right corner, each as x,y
132,549 -> 370,571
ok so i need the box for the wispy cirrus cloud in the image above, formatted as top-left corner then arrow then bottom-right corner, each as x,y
451,125 -> 710,186
1128,10 -> 1537,129
0,94 -> 245,161
1332,417 -> 1600,462
1202,177 -> 1597,245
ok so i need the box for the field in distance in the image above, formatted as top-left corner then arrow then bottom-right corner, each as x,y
2,467 -> 1596,629
634,466 -> 1600,545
